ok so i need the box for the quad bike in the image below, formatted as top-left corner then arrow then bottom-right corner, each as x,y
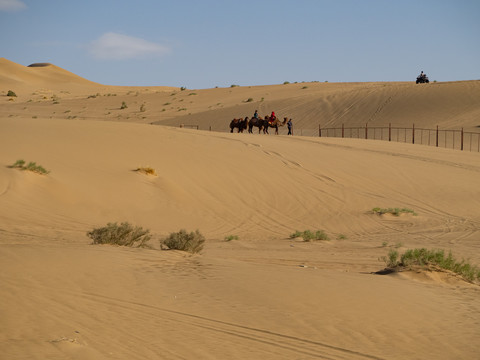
416,74 -> 429,84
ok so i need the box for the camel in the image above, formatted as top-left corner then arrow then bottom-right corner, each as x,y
263,116 -> 287,135
230,117 -> 248,133
247,117 -> 264,134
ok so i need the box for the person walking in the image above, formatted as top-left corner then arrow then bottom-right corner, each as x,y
287,118 -> 293,135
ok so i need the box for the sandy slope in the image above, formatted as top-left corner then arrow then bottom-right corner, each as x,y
1,60 -> 480,359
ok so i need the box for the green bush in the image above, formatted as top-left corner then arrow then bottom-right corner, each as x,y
7,90 -> 17,97
10,159 -> 49,174
290,230 -> 329,242
372,207 -> 417,216
120,101 -> 128,109
380,247 -> 480,283
87,222 -> 151,247
224,235 -> 239,242
161,229 -> 205,253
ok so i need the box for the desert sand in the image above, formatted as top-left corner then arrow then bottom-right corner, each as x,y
1,58 -> 480,359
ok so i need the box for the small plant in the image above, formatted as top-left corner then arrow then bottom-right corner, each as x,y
337,234 -> 347,240
11,159 -> 26,168
7,90 -> 17,97
135,166 -> 156,176
372,207 -> 417,216
180,86 -> 186,91
161,229 -> 205,254
380,249 -> 400,268
121,101 -> 128,109
87,222 -> 151,247
10,159 -> 49,174
290,230 -> 329,242
230,84 -> 239,88
245,98 -> 254,102
224,235 -> 239,242
188,92 -> 197,96
301,86 -> 308,89
382,241 -> 389,247
283,81 -> 290,85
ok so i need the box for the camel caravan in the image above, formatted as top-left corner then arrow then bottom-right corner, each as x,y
230,111 -> 291,135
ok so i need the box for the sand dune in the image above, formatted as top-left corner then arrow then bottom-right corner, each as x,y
1,59 -> 479,359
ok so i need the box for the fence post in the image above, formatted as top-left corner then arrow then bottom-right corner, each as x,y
319,124 -> 322,137
342,124 -> 344,138
436,125 -> 439,147
412,123 -> 415,144
461,128 -> 464,151
365,123 -> 368,139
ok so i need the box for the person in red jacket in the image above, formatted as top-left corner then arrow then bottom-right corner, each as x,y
270,111 -> 276,124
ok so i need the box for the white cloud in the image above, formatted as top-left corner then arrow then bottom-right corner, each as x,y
0,0 -> 26,11
88,32 -> 171,60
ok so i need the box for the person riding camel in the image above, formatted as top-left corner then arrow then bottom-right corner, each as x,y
270,111 -> 276,124
253,110 -> 259,119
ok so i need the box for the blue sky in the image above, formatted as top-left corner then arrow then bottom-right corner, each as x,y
1,0 -> 479,89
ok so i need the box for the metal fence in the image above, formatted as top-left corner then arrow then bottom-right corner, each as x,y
318,124 -> 480,152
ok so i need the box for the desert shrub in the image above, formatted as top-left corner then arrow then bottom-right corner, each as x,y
230,84 -> 239,88
120,101 -> 128,109
135,166 -> 156,176
381,248 -> 480,283
290,230 -> 329,242
372,207 -> 417,216
245,98 -> 254,102
10,159 -> 49,174
87,222 -> 151,247
224,235 -> 239,242
180,86 -> 186,91
161,229 -> 205,254
283,81 -> 290,85
11,159 -> 26,168
7,90 -> 17,97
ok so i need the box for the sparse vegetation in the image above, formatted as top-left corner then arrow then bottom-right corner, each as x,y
372,207 -> 417,216
121,101 -> 128,109
301,86 -> 308,89
87,222 -> 151,247
245,98 -> 254,102
135,166 -> 157,176
283,81 -> 290,85
161,229 -> 205,254
224,235 -> 239,242
180,86 -> 187,91
10,159 -> 49,174
230,84 -> 239,88
7,90 -> 17,97
290,230 -> 329,242
337,234 -> 347,240
380,248 -> 480,283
